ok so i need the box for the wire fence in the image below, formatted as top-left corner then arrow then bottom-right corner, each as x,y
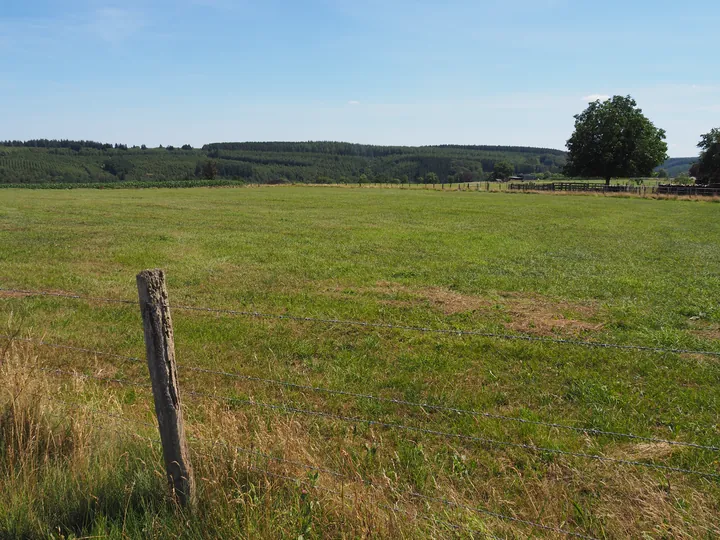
8,333 -> 719,454
2,286 -> 719,357
2,283 -> 719,538
29,353 -> 720,481
44,389 -> 595,539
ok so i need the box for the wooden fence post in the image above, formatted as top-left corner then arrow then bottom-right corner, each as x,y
137,269 -> 195,508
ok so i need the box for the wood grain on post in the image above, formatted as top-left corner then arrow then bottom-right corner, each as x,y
137,269 -> 195,508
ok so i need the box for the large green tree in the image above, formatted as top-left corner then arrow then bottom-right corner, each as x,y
492,160 -> 514,180
564,96 -> 667,185
689,128 -> 720,185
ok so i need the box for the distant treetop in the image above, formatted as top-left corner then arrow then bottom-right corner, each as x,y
1,139 -> 114,151
202,141 -> 567,157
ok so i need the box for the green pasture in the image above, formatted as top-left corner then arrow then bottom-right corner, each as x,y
1,186 -> 719,538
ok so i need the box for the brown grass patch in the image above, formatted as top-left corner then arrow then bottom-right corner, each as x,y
322,281 -> 603,337
322,280 -> 488,315
0,288 -> 78,299
611,442 -> 676,461
689,324 -> 720,342
0,290 -> 32,298
497,292 -> 603,337
4,340 -> 720,538
373,281 -> 487,315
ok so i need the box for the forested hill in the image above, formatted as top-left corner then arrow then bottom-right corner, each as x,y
661,157 -> 697,177
0,140 -> 566,185
204,141 -> 566,157
0,139 -> 692,185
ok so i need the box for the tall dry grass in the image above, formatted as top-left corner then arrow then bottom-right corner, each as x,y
2,337 -> 719,539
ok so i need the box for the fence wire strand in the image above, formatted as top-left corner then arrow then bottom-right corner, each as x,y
4,286 -> 715,537
408,492 -> 597,540
41,367 -> 720,479
3,286 -> 719,358
185,364 -> 720,452
7,333 -> 719,455
183,388 -> 720,479
47,397 -> 583,539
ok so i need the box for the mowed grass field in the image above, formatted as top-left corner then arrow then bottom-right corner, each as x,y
1,186 -> 719,539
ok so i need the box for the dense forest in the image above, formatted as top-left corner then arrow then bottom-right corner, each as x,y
0,139 -> 690,185
661,157 -> 697,178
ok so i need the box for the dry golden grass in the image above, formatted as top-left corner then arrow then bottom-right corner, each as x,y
3,338 -> 719,539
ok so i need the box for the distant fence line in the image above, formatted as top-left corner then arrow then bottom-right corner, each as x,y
4,179 -> 720,196
656,184 -> 720,196
509,182 -> 720,196
509,182 -> 642,193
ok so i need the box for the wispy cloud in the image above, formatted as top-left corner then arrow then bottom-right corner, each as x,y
348,100 -> 360,105
0,7 -> 149,52
582,94 -> 610,102
85,8 -> 146,44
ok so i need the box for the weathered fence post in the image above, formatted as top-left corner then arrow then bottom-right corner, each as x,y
137,269 -> 195,508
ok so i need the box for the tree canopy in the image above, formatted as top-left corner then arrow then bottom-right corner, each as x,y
689,128 -> 720,185
1,138 -> 691,186
492,160 -> 514,180
564,96 -> 668,185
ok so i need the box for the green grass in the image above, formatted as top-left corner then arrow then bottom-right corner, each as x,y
1,186 -> 719,538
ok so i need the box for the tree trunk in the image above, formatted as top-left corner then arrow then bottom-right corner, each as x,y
605,176 -> 611,186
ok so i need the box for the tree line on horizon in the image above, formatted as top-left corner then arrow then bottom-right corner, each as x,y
0,141 -> 568,185
0,119 -> 717,186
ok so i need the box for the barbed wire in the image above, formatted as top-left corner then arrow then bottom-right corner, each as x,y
184,388 -> 720,479
46,396 -> 582,539
189,431 -> 358,482
44,396 -> 161,447
186,430 -> 592,538
185,364 -> 720,452
169,304 -> 720,358
41,367 -> 149,390
238,464 -> 504,539
11,332 -> 720,466
11,333 -> 716,453
47,394 -> 350,482
42,367 -> 720,478
2,286 -> 719,357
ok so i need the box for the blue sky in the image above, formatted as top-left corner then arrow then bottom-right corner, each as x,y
1,0 -> 718,156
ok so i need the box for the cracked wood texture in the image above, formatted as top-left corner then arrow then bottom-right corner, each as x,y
137,269 -> 195,508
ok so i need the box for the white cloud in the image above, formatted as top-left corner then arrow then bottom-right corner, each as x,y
348,100 -> 361,105
582,94 -> 610,102
86,8 -> 146,44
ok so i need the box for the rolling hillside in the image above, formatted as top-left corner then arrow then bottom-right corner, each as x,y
0,139 -> 695,185
660,157 -> 696,177
0,140 -> 565,185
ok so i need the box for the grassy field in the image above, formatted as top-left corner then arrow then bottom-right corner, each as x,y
1,186 -> 719,538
